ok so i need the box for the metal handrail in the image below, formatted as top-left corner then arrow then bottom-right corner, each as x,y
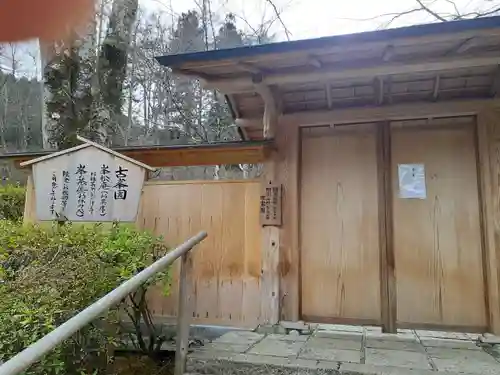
0,231 -> 208,375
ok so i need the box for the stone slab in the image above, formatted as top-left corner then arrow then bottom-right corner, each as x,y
425,347 -> 497,360
317,324 -> 365,333
231,353 -> 321,369
415,330 -> 470,340
431,358 -> 500,374
248,337 -> 306,357
315,330 -> 363,340
339,363 -> 477,375
365,348 -> 432,370
307,337 -> 361,350
365,331 -> 417,342
299,347 -> 361,363
213,331 -> 264,345
268,333 -> 310,342
365,338 -> 423,352
199,342 -> 251,353
480,334 -> 500,345
421,338 -> 481,350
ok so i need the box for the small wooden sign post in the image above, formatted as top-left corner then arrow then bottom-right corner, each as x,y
20,136 -> 155,223
260,182 -> 283,227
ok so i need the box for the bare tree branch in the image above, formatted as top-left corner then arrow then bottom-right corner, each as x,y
264,0 -> 292,41
416,0 -> 448,21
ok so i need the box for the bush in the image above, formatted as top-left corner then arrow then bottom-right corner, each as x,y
0,221 -> 170,375
0,184 -> 25,221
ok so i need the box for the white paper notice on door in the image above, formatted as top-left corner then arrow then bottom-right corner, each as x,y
398,164 -> 426,199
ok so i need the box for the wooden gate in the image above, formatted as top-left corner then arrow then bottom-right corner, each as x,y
299,119 -> 488,331
137,180 -> 262,328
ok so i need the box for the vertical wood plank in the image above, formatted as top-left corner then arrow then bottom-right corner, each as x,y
139,181 -> 262,328
377,122 -> 397,333
478,110 -> 500,334
175,252 -> 193,375
23,173 -> 36,224
278,123 -> 300,321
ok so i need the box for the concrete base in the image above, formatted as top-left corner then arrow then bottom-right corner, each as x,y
187,325 -> 500,375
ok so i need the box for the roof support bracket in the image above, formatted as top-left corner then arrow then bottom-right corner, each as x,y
255,84 -> 279,139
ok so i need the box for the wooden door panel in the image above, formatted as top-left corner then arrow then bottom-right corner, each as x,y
300,126 -> 380,321
392,124 -> 487,328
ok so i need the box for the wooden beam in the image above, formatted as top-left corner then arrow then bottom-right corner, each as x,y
237,99 -> 500,130
377,122 -> 397,333
204,54 -> 500,93
432,74 -> 441,101
13,144 -> 273,169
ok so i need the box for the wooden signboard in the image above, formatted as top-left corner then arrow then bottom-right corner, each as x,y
21,137 -> 155,222
260,183 -> 282,226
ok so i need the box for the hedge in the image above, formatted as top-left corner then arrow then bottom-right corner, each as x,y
0,184 -> 25,221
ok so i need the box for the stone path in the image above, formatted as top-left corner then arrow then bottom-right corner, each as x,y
187,324 -> 500,374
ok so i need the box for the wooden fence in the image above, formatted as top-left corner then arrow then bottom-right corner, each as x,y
136,180 -> 263,328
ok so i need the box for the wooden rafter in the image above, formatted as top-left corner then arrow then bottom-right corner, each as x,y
204,54 -> 500,93
386,76 -> 393,104
374,77 -> 384,105
490,66 -> 500,97
433,74 -> 441,101
326,83 -> 333,108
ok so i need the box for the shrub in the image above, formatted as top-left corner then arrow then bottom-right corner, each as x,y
0,221 -> 170,375
0,184 -> 25,221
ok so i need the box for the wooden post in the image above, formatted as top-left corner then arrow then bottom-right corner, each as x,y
377,122 -> 397,333
260,161 -> 281,325
23,173 -> 36,224
258,83 -> 281,325
278,124 -> 300,322
477,109 -> 500,334
174,252 -> 193,375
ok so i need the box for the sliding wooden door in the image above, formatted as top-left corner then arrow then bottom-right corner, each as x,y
300,125 -> 381,323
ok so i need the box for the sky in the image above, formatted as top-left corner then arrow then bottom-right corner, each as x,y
141,0 -> 494,41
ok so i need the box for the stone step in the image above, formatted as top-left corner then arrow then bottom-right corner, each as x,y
186,355 -> 487,375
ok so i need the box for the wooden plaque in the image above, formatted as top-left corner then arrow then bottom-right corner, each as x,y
260,183 -> 282,226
